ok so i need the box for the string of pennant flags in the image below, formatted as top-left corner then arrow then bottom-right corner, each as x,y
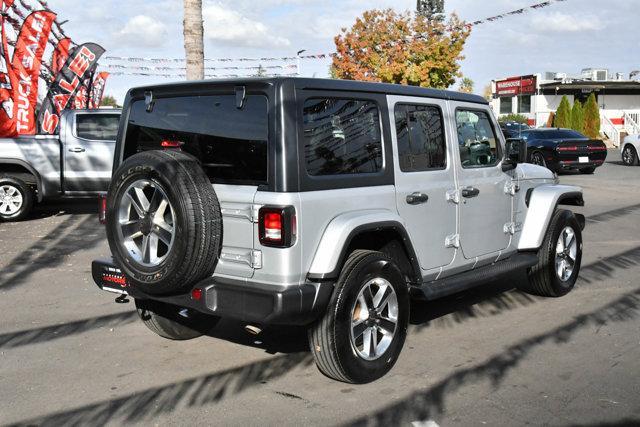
100,0 -> 569,67
101,63 -> 299,71
108,71 -> 300,79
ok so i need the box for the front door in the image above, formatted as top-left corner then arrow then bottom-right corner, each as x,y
63,113 -> 120,193
451,104 -> 511,259
389,97 -> 457,271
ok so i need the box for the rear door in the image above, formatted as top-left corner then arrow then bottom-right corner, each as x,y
388,96 -> 457,272
123,93 -> 269,278
450,104 -> 512,259
63,112 -> 120,193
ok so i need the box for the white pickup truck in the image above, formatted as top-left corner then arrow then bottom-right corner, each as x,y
0,109 -> 121,220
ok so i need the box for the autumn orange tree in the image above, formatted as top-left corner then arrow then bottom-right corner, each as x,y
331,9 -> 471,88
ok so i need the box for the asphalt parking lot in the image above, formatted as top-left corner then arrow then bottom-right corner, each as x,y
1,150 -> 639,426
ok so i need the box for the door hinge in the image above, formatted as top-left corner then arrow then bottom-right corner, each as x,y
503,222 -> 522,235
446,189 -> 460,204
445,234 -> 460,248
504,181 -> 520,196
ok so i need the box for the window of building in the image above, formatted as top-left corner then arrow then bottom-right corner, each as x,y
518,95 -> 532,113
500,97 -> 513,114
456,109 -> 501,168
76,114 -> 120,141
303,98 -> 383,176
394,104 -> 446,172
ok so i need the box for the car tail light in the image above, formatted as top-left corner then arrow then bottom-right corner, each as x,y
161,140 -> 184,148
191,288 -> 203,301
258,206 -> 296,248
557,146 -> 578,151
98,193 -> 107,224
588,146 -> 606,151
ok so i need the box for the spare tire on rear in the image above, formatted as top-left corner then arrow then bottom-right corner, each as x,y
106,150 -> 222,295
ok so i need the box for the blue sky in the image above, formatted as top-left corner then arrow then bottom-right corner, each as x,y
34,0 -> 640,102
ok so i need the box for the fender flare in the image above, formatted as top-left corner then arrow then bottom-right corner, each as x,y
0,159 -> 44,202
307,210 -> 421,282
518,184 -> 584,250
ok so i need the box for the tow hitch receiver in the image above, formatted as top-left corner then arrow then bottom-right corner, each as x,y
92,259 -> 129,295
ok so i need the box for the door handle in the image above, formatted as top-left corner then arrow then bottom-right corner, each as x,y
406,192 -> 429,205
461,187 -> 480,198
68,147 -> 86,153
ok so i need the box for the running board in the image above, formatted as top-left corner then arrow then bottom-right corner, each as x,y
411,252 -> 539,301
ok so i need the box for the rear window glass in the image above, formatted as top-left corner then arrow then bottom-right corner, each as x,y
125,94 -> 268,185
302,98 -> 383,176
76,114 -> 120,140
526,129 -> 586,140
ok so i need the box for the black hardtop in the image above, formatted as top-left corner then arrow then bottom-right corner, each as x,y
125,77 -> 488,105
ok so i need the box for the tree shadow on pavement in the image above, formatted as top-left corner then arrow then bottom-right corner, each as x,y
344,286 -> 640,426
30,199 -> 99,220
6,351 -> 314,426
0,214 -> 105,291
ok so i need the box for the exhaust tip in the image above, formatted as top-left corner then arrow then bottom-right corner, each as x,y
244,324 -> 262,335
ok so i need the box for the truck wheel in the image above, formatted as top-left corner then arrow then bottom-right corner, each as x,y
0,176 -> 34,222
106,150 -> 222,295
526,209 -> 582,297
308,250 -> 409,383
579,167 -> 596,174
135,298 -> 219,340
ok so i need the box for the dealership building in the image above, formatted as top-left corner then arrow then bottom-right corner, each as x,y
490,69 -> 640,145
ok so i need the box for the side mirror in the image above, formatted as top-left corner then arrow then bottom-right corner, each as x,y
502,138 -> 528,172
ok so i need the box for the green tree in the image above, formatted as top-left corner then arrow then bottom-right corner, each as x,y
458,77 -> 474,93
583,93 -> 601,139
101,95 -> 120,108
498,113 -> 528,124
554,95 -> 572,128
570,101 -> 585,134
332,9 -> 470,89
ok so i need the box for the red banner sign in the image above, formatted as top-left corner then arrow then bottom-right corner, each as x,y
51,37 -> 71,76
0,14 -> 16,137
495,75 -> 537,97
89,71 -> 109,109
10,10 -> 56,135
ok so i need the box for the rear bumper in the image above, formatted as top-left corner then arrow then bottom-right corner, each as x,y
92,259 -> 333,326
555,150 -> 607,169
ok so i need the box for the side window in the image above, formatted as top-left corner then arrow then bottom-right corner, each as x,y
75,114 -> 120,141
303,98 -> 383,176
456,109 -> 501,168
394,104 -> 446,172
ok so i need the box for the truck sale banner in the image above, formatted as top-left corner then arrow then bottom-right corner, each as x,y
88,71 -> 109,109
38,42 -> 105,134
72,76 -> 90,109
0,13 -> 16,137
9,10 -> 56,135
50,37 -> 71,76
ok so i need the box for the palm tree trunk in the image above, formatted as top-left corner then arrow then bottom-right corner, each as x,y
183,0 -> 204,80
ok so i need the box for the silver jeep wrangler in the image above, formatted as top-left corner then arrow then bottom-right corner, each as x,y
93,78 -> 585,384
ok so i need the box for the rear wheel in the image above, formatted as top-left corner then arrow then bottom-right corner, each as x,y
526,210 -> 582,297
530,151 -> 547,169
135,298 -> 219,340
0,177 -> 34,222
622,145 -> 639,166
308,250 -> 409,383
579,167 -> 596,174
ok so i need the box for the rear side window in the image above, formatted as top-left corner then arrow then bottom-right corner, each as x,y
76,114 -> 120,141
125,94 -> 268,185
302,98 -> 382,176
394,104 -> 446,172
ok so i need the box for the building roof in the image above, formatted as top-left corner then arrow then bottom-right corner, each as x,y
540,80 -> 640,91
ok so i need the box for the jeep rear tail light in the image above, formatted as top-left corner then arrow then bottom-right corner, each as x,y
258,206 -> 296,248
98,193 -> 107,224
161,140 -> 184,148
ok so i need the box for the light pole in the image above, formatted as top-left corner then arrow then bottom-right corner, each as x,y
296,49 -> 306,77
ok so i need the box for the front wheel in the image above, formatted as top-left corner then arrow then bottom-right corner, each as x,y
622,145 -> 639,166
526,210 -> 582,297
308,250 -> 409,383
135,298 -> 219,340
0,176 -> 34,222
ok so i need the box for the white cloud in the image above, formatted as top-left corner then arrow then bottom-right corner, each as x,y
203,4 -> 290,48
115,15 -> 168,48
531,12 -> 603,32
